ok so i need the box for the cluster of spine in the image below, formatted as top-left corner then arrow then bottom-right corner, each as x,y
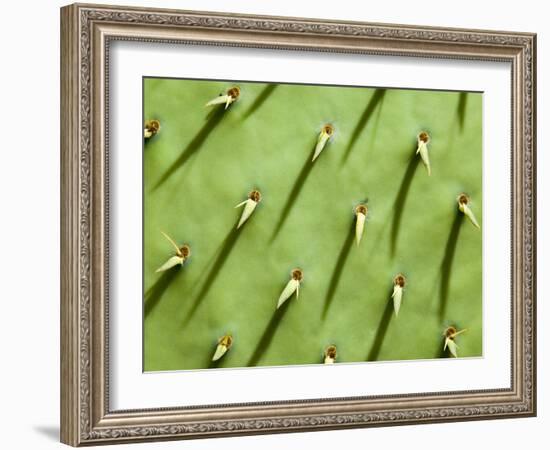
145,85 -> 478,365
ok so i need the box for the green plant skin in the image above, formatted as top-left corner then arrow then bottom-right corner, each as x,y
143,78 -> 482,371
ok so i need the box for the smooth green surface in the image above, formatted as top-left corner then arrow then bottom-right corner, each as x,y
143,78 -> 482,371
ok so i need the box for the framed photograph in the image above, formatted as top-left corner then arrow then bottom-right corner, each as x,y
60,3 -> 536,446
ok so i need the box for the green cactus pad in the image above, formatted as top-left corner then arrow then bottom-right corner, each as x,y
143,77 -> 482,371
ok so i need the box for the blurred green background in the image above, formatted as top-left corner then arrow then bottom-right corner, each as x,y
143,78 -> 482,371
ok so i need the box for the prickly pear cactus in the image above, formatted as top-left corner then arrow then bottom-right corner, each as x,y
143,78 -> 482,371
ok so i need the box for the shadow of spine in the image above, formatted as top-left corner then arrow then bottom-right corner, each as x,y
243,84 -> 278,119
144,268 -> 180,318
438,212 -> 463,322
153,107 -> 226,190
437,340 -> 451,358
457,92 -> 468,131
390,155 -> 420,257
182,226 -> 243,327
366,296 -> 394,361
208,352 -> 226,369
270,140 -> 318,242
247,300 -> 291,366
322,220 -> 356,319
341,89 -> 386,164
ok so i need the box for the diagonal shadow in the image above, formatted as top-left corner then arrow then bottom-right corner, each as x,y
270,139 -> 318,242
438,212 -> 463,322
144,268 -> 180,318
208,356 -> 223,369
182,225 -> 243,326
437,341 -> 450,358
33,426 -> 59,441
144,136 -> 157,148
456,92 -> 468,131
341,89 -> 386,164
443,92 -> 468,154
153,107 -> 226,190
247,301 -> 291,366
243,84 -> 278,119
366,294 -> 394,361
322,220 -> 356,319
365,96 -> 385,152
390,154 -> 420,257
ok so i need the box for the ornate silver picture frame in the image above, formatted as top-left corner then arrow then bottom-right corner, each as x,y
61,3 -> 536,446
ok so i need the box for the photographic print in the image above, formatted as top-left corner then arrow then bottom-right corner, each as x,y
143,78 -> 482,372
62,5 -> 535,444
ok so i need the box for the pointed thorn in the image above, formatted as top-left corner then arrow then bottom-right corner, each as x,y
155,255 -> 184,273
207,86 -> 240,109
276,268 -> 303,309
236,190 -> 261,229
417,132 -> 431,175
324,345 -> 337,364
144,119 -> 160,139
457,193 -> 480,229
443,326 -> 465,358
312,124 -> 334,162
391,274 -> 406,317
355,204 -> 368,246
160,230 -> 182,255
205,95 -> 229,108
212,334 -> 233,361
